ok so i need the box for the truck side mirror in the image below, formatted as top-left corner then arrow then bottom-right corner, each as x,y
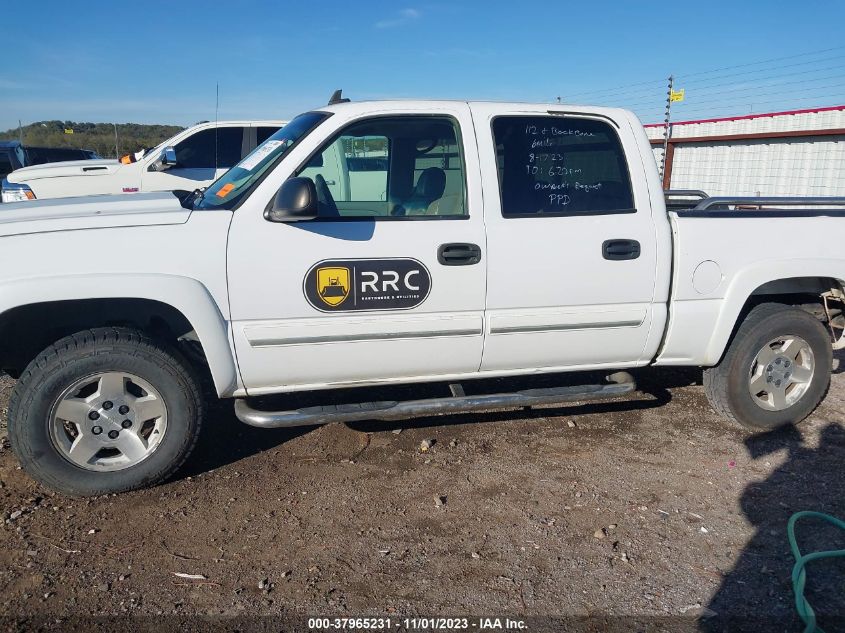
150,146 -> 178,172
266,177 -> 318,222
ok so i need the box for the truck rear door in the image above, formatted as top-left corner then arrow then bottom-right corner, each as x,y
471,104 -> 666,372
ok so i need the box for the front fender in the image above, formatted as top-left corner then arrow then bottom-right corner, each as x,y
0,273 -> 239,396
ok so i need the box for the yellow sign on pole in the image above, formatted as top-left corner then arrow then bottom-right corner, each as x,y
670,88 -> 685,103
64,128 -> 74,134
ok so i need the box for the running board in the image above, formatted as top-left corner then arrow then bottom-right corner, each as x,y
234,372 -> 636,429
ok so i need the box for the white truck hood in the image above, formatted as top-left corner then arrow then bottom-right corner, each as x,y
0,192 -> 191,237
6,159 -> 124,183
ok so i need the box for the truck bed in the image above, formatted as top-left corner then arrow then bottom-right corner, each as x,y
657,196 -> 845,366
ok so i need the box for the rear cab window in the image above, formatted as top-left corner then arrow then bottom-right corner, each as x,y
492,116 -> 634,217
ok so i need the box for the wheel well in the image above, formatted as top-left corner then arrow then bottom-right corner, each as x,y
746,276 -> 841,319
726,276 -> 845,357
0,298 -> 207,378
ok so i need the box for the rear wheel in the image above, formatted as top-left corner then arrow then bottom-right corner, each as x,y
703,303 -> 832,431
8,327 -> 203,496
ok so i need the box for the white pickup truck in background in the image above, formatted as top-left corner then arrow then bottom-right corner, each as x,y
0,120 -> 286,202
0,96 -> 843,496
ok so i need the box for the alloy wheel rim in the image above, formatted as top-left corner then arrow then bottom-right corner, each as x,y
49,372 -> 168,471
748,336 -> 815,412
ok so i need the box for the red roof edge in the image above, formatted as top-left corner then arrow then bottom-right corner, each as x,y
643,104 -> 845,128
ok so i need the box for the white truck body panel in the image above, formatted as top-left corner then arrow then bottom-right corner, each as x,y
657,214 -> 845,365
0,192 -> 189,236
470,103 -> 671,372
0,201 -> 238,395
0,100 -> 842,400
227,102 -> 487,392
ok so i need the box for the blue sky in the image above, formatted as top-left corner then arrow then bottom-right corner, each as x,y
3,0 -> 845,131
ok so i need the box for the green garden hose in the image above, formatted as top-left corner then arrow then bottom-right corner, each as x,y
788,510 -> 845,633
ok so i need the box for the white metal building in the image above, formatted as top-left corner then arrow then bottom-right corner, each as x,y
644,105 -> 845,196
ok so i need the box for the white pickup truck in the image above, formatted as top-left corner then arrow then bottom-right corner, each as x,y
0,120 -> 286,202
1,97 -> 844,496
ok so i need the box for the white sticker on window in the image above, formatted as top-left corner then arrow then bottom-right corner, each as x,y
238,140 -> 283,171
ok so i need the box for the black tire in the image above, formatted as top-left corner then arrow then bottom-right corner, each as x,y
703,303 -> 832,431
8,327 -> 203,496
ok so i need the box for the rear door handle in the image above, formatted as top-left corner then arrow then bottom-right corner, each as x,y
602,239 -> 641,261
438,242 -> 481,266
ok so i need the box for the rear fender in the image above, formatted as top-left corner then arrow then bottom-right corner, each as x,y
704,259 -> 845,365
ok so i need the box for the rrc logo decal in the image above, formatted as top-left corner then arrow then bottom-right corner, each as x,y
304,258 -> 431,312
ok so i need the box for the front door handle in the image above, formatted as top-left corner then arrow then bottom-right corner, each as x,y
438,242 -> 482,266
602,239 -> 641,261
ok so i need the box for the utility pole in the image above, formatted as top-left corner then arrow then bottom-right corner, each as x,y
214,83 -> 220,171
659,75 -> 674,185
113,123 -> 119,158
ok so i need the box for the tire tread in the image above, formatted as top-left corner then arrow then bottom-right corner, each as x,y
8,327 -> 203,496
703,303 -> 831,431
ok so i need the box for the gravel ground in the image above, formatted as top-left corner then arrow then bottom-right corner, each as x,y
0,354 -> 843,632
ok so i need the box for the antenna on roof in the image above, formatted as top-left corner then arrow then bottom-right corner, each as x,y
328,89 -> 350,105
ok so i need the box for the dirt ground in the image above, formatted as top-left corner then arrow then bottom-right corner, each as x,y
1,353 -> 843,632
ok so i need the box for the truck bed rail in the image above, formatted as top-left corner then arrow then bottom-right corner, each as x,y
673,195 -> 845,217
693,196 -> 845,211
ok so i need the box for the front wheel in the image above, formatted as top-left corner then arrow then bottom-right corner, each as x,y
703,303 -> 832,431
8,327 -> 204,496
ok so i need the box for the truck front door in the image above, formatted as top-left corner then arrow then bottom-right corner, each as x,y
473,106 -> 666,372
227,105 -> 487,394
142,126 -> 246,193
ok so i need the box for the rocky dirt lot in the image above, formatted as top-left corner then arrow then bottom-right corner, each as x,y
0,354 -> 843,632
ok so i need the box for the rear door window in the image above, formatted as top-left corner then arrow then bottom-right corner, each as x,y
257,126 -> 283,145
174,127 -> 244,169
492,116 -> 635,216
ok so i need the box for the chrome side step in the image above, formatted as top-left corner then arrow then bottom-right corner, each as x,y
234,372 -> 636,429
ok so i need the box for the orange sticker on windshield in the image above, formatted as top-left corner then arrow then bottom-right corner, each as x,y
216,183 -> 235,198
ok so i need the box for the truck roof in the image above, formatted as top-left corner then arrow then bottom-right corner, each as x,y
188,120 -> 288,127
313,99 -> 638,122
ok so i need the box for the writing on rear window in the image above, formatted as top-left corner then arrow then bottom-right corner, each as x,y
493,116 -> 635,216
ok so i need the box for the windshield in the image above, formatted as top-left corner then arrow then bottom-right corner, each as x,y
142,141 -> 167,159
195,111 -> 330,210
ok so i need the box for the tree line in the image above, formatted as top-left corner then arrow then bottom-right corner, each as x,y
0,121 -> 185,159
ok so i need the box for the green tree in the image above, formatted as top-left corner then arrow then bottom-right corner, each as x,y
0,121 -> 184,159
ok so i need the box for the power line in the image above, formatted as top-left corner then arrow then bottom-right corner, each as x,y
677,44 -> 845,80
643,96 -> 845,121
563,78 -> 666,100
562,44 -> 845,103
615,72 -> 845,110
678,53 -> 845,89
577,57 -> 845,106
678,62 -> 845,95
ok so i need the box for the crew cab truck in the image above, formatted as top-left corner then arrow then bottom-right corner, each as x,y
1,98 -> 844,496
0,120 -> 286,203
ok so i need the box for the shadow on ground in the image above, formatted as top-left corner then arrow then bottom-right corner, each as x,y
701,423 -> 845,632
176,365 -> 697,480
